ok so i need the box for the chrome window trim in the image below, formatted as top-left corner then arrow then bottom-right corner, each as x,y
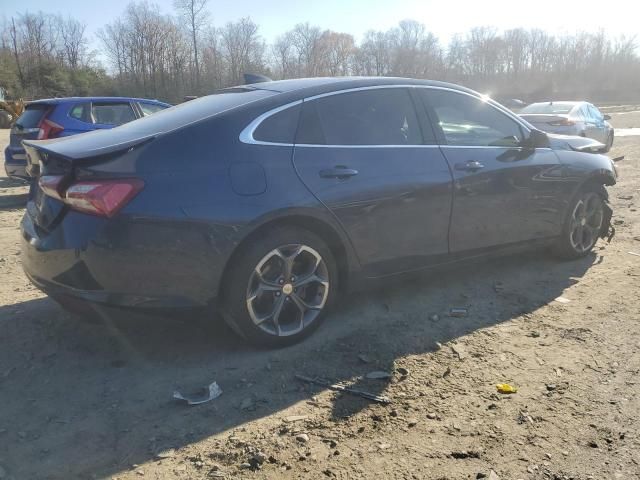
238,84 -> 532,147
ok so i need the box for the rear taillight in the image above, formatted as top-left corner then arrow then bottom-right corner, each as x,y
549,118 -> 575,127
39,175 -> 144,218
37,118 -> 65,139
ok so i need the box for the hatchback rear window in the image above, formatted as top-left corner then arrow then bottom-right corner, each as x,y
69,103 -> 92,123
16,105 -> 49,128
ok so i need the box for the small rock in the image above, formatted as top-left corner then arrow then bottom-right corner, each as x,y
296,433 -> 310,443
488,471 -> 500,480
155,448 -> 176,459
546,384 -> 557,391
476,473 -> 487,479
396,367 -> 409,376
451,344 -> 467,360
390,409 -> 399,417
251,452 -> 268,465
239,462 -> 252,469
451,450 -> 480,459
426,412 -> 437,419
378,443 -> 391,450
588,440 -> 599,448
284,415 -> 308,423
544,452 -> 552,460
407,419 -> 418,427
435,341 -> 443,350
442,367 -> 451,378
562,450 -> 569,456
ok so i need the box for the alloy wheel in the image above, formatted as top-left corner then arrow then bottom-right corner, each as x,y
569,192 -> 603,253
246,244 -> 330,336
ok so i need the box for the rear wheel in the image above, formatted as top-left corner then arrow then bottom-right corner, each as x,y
222,226 -> 337,347
553,187 -> 605,259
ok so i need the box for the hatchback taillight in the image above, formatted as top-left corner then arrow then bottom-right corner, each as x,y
37,118 -> 65,139
38,176 -> 144,218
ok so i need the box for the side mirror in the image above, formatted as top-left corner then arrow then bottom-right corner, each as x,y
603,114 -> 611,121
526,129 -> 549,149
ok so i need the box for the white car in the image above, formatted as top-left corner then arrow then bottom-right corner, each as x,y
519,101 -> 614,151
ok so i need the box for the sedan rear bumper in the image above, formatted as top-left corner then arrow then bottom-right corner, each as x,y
20,209 -> 218,311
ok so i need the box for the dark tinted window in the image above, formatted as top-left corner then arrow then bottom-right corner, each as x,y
297,89 -> 422,145
16,104 -> 49,128
424,89 -> 524,147
69,103 -> 92,123
92,102 -> 136,126
254,104 -> 301,143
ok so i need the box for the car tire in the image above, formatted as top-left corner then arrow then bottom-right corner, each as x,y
221,226 -> 338,347
553,184 -> 607,260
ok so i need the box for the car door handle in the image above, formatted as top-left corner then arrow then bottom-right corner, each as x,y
319,166 -> 359,179
455,160 -> 485,172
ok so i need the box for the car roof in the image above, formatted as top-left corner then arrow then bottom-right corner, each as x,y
27,97 -> 170,106
243,76 -> 479,97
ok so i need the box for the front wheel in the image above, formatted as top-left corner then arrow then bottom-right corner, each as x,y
221,226 -> 337,347
553,188 -> 605,259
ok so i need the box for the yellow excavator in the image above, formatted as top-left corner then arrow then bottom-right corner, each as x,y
0,87 -> 25,129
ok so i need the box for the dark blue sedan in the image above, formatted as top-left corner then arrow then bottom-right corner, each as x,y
4,97 -> 170,179
20,77 -> 616,347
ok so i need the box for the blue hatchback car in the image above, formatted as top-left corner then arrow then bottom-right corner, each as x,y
4,97 -> 170,179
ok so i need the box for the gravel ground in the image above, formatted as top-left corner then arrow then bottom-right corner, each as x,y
0,117 -> 639,480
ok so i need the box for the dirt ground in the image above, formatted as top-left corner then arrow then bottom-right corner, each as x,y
0,116 -> 639,480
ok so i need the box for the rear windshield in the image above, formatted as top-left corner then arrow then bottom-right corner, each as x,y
16,104 -> 49,128
520,103 -> 575,115
109,88 -> 275,135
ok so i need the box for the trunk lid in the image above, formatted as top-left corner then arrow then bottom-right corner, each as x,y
519,113 -> 571,126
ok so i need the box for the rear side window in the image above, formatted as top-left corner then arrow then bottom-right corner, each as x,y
254,104 -> 301,144
69,103 -> 92,123
92,102 -> 136,126
139,102 -> 167,116
296,89 -> 423,146
423,89 -> 524,147
16,105 -> 49,128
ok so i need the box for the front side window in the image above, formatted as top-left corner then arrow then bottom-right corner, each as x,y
424,89 -> 524,147
296,88 -> 423,146
588,105 -> 603,122
92,102 -> 137,126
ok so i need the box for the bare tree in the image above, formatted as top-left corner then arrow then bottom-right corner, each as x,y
173,0 -> 209,92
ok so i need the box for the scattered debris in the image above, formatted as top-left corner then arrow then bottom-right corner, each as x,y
449,307 -> 468,317
451,450 -> 481,459
173,381 -> 222,406
365,371 -> 392,380
396,367 -> 409,377
496,383 -> 518,394
154,448 -> 176,459
283,415 -> 308,423
555,296 -> 571,304
295,374 -> 391,404
628,251 -> 640,257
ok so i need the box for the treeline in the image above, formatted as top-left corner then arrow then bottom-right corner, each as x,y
1,1 -> 639,104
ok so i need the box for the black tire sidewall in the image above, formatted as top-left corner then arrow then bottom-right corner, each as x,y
222,226 -> 338,348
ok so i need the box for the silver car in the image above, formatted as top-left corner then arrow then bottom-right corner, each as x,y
519,101 -> 614,151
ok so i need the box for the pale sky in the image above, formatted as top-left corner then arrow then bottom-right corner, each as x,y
2,0 -> 638,47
